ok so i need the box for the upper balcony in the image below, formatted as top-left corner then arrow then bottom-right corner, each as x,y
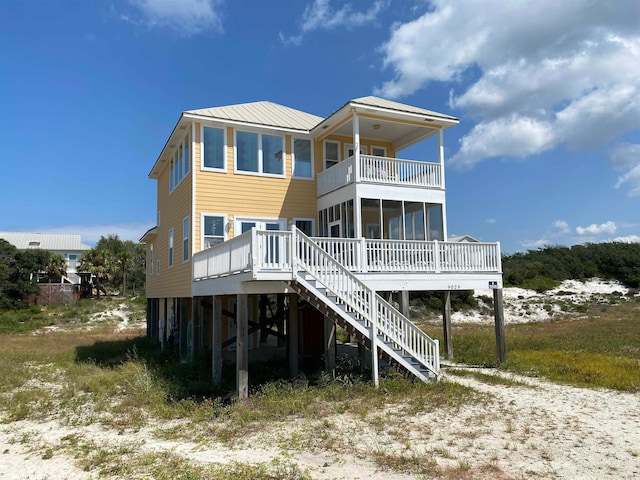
317,154 -> 443,197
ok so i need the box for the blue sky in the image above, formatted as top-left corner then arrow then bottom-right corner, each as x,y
0,0 -> 638,253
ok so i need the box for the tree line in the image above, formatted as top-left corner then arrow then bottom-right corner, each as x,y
502,242 -> 640,289
0,235 -> 145,311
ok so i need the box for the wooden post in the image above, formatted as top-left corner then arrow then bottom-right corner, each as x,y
276,294 -> 286,347
441,291 -> 453,359
493,288 -> 506,365
324,316 -> 336,374
287,294 -> 299,377
399,290 -> 410,318
236,294 -> 249,398
212,295 -> 223,385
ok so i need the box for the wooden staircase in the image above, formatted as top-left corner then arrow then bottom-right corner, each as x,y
291,229 -> 440,382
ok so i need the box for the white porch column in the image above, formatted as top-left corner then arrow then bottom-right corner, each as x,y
353,111 -> 360,182
438,129 -> 448,240
371,293 -> 379,387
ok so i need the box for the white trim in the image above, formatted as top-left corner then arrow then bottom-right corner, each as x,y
234,216 -> 286,236
291,136 -> 314,180
292,217 -> 316,236
200,124 -> 228,173
233,128 -> 286,178
323,140 -> 340,170
183,112 -> 311,135
191,123 -> 196,257
200,213 -> 228,251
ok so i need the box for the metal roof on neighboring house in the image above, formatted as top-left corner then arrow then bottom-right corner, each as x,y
350,96 -> 459,121
186,101 -> 323,131
0,232 -> 91,251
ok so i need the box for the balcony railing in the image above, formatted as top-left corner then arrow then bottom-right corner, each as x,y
193,228 -> 501,282
317,154 -> 443,196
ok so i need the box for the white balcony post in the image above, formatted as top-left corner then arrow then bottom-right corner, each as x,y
251,227 -> 258,275
359,236 -> 367,272
438,128 -> 445,190
434,240 -> 440,273
290,224 -> 297,278
353,111 -> 360,182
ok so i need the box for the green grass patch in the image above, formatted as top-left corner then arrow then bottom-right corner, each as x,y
420,302 -> 640,391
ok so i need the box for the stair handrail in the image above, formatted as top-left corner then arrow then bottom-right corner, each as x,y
291,227 -> 439,376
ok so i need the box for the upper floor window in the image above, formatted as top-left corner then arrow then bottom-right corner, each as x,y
169,133 -> 190,192
324,140 -> 339,170
202,126 -> 225,170
168,228 -> 174,267
235,130 -> 284,176
292,138 -> 312,179
149,244 -> 154,274
294,218 -> 314,236
202,214 -> 226,249
182,217 -> 190,262
371,146 -> 386,157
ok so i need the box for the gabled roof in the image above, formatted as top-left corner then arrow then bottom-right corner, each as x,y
0,232 -> 91,251
186,101 -> 323,132
448,234 -> 480,243
350,96 -> 459,122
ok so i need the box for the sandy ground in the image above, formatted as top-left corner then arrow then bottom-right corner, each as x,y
1,281 -> 639,479
1,368 -> 638,479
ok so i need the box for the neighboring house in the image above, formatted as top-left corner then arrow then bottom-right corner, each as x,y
448,234 -> 480,243
141,96 -> 504,397
0,232 -> 91,284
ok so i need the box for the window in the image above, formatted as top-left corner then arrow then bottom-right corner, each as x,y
202,126 -> 225,170
292,138 -> 312,178
235,130 -> 284,175
294,218 -> 314,236
168,229 -> 174,267
183,217 -> 190,262
262,134 -> 284,174
149,244 -> 154,274
156,259 -> 160,275
157,210 -> 161,226
184,133 -> 190,175
202,214 -> 226,248
324,141 -> 339,169
169,134 -> 191,192
371,146 -> 386,157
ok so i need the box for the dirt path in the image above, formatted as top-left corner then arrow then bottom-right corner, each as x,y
1,368 -> 638,479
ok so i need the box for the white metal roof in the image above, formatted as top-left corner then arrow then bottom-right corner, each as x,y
186,101 -> 323,131
350,96 -> 459,121
0,232 -> 91,251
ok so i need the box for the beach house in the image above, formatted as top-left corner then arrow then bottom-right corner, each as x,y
141,96 -> 504,397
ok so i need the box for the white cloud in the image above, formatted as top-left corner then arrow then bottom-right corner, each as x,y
40,222 -> 153,246
486,218 -> 496,224
553,220 -> 570,234
612,235 -> 640,243
520,238 -> 550,249
281,0 -> 388,45
376,0 -> 640,169
576,221 -> 617,236
610,143 -> 640,196
123,0 -> 223,35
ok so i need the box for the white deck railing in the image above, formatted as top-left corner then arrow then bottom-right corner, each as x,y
193,230 -> 501,281
317,154 -> 443,196
295,230 -> 440,378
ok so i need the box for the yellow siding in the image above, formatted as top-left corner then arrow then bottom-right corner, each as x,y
193,126 -> 318,251
146,123 -> 194,299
